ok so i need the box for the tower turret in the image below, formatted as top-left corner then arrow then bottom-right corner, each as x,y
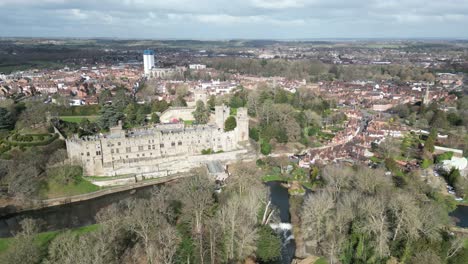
235,108 -> 249,142
215,104 -> 230,129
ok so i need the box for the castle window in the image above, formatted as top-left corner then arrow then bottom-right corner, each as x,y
116,149 -> 119,154
160,143 -> 164,148
142,154 -> 145,157
96,151 -> 101,155
111,149 -> 114,154
87,152 -> 90,156
152,145 -> 155,149
118,142 -> 121,146
178,141 -> 182,146
171,142 -> 175,147
138,146 -> 144,151
148,145 -> 151,150
126,147 -> 131,153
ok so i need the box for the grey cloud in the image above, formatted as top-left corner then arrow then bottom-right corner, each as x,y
0,0 -> 467,38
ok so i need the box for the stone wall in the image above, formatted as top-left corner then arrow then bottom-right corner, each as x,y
159,106 -> 196,123
66,107 -> 250,176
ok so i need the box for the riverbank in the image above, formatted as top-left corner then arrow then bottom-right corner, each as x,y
0,173 -> 189,217
0,224 -> 99,254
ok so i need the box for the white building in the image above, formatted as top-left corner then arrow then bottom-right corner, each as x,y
189,64 -> 207,70
143,50 -> 155,75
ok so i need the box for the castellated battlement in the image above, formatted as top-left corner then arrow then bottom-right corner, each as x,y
66,107 -> 249,176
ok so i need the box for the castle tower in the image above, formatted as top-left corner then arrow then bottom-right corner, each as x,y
215,104 -> 230,129
236,108 -> 249,142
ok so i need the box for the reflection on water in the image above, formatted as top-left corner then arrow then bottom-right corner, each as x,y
0,181 -> 304,264
0,185 -> 157,237
451,205 -> 468,228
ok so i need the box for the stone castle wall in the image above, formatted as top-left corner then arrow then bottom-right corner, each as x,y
66,107 -> 249,176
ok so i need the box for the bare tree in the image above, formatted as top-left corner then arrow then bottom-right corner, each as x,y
217,188 -> 264,262
388,191 -> 421,241
227,161 -> 262,195
357,196 -> 390,258
303,110 -> 322,128
176,170 -> 215,264
126,187 -> 180,264
322,165 -> 353,200
301,190 -> 335,256
1,219 -> 41,264
417,203 -> 448,242
352,167 -> 391,195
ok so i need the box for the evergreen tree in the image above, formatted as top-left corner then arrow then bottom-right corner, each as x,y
98,105 -> 124,130
151,112 -> 160,123
192,100 -> 210,124
0,107 -> 14,130
424,128 -> 437,154
256,226 -> 281,262
207,95 -> 216,110
224,116 -> 237,131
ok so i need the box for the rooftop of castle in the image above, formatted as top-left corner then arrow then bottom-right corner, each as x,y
69,123 -> 221,142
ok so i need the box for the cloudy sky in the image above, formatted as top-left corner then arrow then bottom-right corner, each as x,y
0,0 -> 467,39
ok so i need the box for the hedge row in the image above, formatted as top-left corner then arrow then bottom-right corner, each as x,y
6,134 -> 59,147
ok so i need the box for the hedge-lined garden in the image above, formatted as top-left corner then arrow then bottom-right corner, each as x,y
4,133 -> 59,147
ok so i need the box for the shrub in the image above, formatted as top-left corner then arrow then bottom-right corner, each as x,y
249,128 -> 259,142
256,159 -> 266,167
224,116 -> 237,131
201,148 -> 214,155
435,152 -> 453,164
260,140 -> 272,155
7,134 -> 58,147
421,159 -> 432,169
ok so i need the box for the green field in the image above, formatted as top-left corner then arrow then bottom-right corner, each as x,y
0,224 -> 99,255
262,174 -> 289,182
40,176 -> 100,199
60,116 -> 99,123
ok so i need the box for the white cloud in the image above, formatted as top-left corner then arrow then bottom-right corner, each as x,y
0,0 -> 467,38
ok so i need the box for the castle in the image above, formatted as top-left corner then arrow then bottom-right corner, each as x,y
66,106 -> 249,176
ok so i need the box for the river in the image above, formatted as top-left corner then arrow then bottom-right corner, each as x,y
1,181 -> 297,264
267,181 -> 296,264
451,205 -> 468,228
0,184 -> 158,237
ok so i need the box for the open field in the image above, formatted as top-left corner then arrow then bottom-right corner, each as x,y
0,224 -> 99,255
40,176 -> 101,199
59,116 -> 99,123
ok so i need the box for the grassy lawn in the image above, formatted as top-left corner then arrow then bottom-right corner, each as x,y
315,257 -> 329,264
184,120 -> 194,125
262,174 -> 289,182
41,176 -> 101,199
0,224 -> 99,255
60,116 -> 99,123
302,182 -> 316,190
